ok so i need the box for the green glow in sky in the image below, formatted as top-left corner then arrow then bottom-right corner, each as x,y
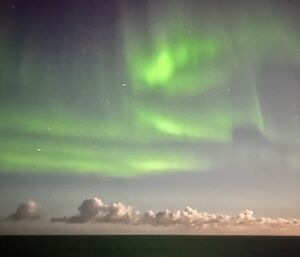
0,107 -> 207,177
0,128 -> 200,177
0,2 -> 299,177
134,39 -> 218,89
136,109 -> 232,142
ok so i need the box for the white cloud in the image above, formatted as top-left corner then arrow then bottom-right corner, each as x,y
7,200 -> 41,221
51,198 -> 140,224
51,197 -> 104,223
78,197 -> 104,220
97,202 -> 140,224
51,197 -> 299,232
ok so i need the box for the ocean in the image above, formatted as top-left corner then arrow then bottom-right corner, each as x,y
1,235 -> 300,257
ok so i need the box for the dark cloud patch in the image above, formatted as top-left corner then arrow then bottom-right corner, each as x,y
7,201 -> 41,221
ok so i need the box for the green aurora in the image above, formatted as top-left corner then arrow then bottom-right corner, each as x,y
0,1 -> 299,177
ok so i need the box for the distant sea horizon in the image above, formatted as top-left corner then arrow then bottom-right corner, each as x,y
1,235 -> 300,257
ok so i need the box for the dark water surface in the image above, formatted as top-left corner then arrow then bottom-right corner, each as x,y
1,236 -> 300,257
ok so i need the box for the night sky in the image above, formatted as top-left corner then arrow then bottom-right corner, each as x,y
0,0 -> 300,234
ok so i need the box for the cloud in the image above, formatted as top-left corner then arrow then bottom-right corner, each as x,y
7,200 -> 41,221
51,198 -> 140,224
51,197 -> 104,223
97,202 -> 140,224
51,197 -> 299,231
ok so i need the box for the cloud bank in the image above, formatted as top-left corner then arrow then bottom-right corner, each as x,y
51,197 -> 299,232
7,200 -> 41,221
